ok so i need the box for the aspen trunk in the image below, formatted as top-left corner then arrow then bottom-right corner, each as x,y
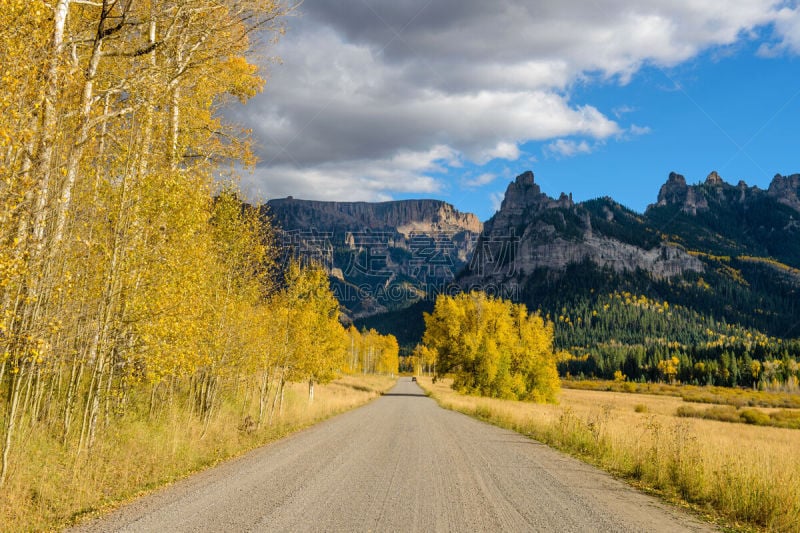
31,0 -> 70,251
52,23 -> 106,250
278,379 -> 286,417
257,366 -> 273,428
63,355 -> 85,445
169,84 -> 181,168
0,364 -> 25,487
267,368 -> 285,426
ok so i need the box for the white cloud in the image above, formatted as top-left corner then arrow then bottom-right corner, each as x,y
759,6 -> 800,55
629,124 -> 652,136
612,105 -> 636,119
462,173 -> 499,188
228,0 -> 799,202
474,142 -> 521,165
545,139 -> 594,158
242,145 -> 453,202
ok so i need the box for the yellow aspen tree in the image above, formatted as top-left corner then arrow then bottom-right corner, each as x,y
377,335 -> 400,375
423,292 -> 559,402
0,0 -> 292,487
283,264 -> 347,403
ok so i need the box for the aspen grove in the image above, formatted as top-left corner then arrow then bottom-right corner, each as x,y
0,0 -> 397,495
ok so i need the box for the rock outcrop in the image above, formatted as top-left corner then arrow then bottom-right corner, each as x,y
651,171 -> 800,214
768,173 -> 800,212
488,170 -> 574,231
516,237 -> 702,279
462,171 -> 704,289
655,172 -> 709,214
266,198 -> 482,319
268,198 -> 482,237
266,169 -> 800,326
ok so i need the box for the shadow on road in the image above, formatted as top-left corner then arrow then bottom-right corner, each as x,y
381,392 -> 427,398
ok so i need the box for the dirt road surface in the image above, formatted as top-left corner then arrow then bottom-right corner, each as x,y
72,378 -> 714,532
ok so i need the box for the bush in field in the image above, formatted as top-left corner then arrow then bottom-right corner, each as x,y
422,291 -> 559,402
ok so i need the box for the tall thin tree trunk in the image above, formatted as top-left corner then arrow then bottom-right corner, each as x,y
257,366 -> 272,428
1,364 -> 25,487
63,354 -> 85,445
278,378 -> 286,418
52,22 -> 106,250
31,0 -> 70,251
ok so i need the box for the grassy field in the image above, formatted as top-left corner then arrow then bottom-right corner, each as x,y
563,379 -> 800,409
0,374 -> 396,532
419,377 -> 800,532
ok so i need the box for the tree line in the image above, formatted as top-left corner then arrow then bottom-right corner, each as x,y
553,291 -> 800,389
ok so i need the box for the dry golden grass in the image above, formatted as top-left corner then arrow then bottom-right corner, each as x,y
677,404 -> 800,429
419,377 -> 800,532
564,379 -> 800,409
0,374 -> 395,532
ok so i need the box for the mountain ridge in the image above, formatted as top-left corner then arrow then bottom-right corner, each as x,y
265,170 -> 800,365
265,197 -> 482,320
351,170 -> 800,376
267,197 -> 482,236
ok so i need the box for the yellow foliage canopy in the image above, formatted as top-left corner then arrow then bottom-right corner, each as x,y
423,292 -> 559,402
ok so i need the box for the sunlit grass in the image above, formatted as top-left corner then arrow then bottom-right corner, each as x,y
563,379 -> 800,408
0,374 -> 395,532
677,404 -> 800,429
419,377 -> 800,532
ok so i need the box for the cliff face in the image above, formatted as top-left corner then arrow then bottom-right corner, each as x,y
267,198 -> 482,236
356,169 -> 800,351
462,171 -> 704,290
265,169 -> 800,331
654,171 -> 800,215
768,173 -> 800,212
266,198 -> 482,320
646,171 -> 800,270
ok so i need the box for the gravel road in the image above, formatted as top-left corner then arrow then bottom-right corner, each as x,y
72,378 -> 714,532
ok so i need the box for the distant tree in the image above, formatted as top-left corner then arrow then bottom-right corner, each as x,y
281,262 -> 347,403
423,292 -> 559,402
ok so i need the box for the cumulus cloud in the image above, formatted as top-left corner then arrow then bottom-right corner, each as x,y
228,0 -> 798,201
241,145 -> 454,202
758,5 -> 800,56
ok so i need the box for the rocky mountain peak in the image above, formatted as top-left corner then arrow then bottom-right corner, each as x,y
655,172 -> 708,214
705,171 -> 724,186
500,171 -> 541,212
516,170 -> 535,186
768,174 -> 800,212
265,197 -> 483,320
656,172 -> 688,205
498,170 -> 573,216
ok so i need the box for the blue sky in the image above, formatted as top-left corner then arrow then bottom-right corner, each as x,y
228,1 -> 800,221
447,44 -> 800,216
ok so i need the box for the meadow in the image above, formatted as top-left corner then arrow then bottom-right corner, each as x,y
419,377 -> 800,532
563,379 -> 800,409
0,374 -> 395,532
